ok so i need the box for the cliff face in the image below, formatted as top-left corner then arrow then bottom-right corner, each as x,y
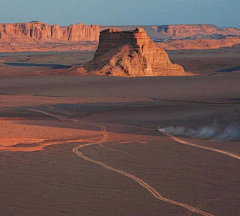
63,23 -> 99,41
84,28 -> 188,77
157,25 -> 220,39
156,36 -> 240,50
0,21 -> 99,42
0,22 -> 63,40
157,24 -> 240,39
101,25 -> 240,40
1,22 -> 240,52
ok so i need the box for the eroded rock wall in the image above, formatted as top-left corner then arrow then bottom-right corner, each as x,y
0,21 -> 99,42
84,28 -> 188,77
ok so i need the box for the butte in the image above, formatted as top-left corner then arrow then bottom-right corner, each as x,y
73,28 -> 190,77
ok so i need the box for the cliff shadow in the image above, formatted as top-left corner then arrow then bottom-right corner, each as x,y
4,62 -> 72,69
216,66 -> 240,73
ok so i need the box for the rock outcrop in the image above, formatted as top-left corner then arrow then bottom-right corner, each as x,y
157,24 -> 231,39
1,22 -> 240,52
156,35 -> 240,50
0,22 -> 63,41
63,23 -> 99,41
83,28 -> 187,77
0,21 -> 99,42
101,24 -> 240,41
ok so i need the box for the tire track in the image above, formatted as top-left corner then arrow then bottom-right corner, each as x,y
183,197 -> 226,216
0,104 -> 213,216
73,125 -> 213,216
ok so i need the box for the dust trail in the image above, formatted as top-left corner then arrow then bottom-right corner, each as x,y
160,123 -> 240,141
0,104 -> 213,216
159,129 -> 240,160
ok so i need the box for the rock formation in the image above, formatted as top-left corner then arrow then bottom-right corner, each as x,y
157,24 -> 228,39
1,22 -> 240,52
156,35 -> 240,50
0,22 -> 62,41
0,21 -> 99,42
101,24 -> 240,41
83,28 -> 187,77
63,23 -> 99,41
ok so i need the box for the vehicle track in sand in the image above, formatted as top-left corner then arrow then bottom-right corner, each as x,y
183,197 -> 227,216
0,104 -> 213,216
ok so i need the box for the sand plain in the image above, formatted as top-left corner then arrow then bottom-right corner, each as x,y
0,47 -> 240,216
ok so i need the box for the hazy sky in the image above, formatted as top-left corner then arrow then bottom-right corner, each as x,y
0,0 -> 239,27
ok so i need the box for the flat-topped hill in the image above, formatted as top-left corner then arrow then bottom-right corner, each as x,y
82,28 -> 188,77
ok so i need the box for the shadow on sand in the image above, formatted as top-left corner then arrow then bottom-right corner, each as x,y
216,66 -> 240,73
4,62 -> 72,69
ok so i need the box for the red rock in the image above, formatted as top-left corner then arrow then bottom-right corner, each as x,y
156,36 -> 240,50
63,23 -> 99,41
1,23 -> 240,52
0,21 -> 99,42
157,24 -> 240,39
83,28 -> 188,77
51,24 -> 63,39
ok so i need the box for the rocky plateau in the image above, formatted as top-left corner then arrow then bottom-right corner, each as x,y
1,22 -> 240,52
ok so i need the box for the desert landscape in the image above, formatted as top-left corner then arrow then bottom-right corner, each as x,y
1,1 -> 240,215
1,22 -> 240,52
0,68 -> 240,216
1,45 -> 240,215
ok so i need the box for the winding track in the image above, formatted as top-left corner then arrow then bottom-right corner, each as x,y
0,104 -> 214,216
72,125 -> 213,216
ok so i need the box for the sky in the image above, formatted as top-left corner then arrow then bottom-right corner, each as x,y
0,0 -> 239,27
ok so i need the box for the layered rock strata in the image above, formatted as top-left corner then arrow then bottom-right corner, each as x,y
63,23 -> 99,41
84,28 -> 187,77
0,21 -> 99,41
157,24 -> 240,39
101,24 -> 240,40
156,35 -> 240,50
1,22 -> 240,52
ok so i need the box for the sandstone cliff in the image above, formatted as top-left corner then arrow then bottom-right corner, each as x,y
101,24 -> 240,40
156,35 -> 240,50
0,21 -> 99,42
1,22 -> 240,52
156,24 -> 240,39
83,28 -> 188,77
63,23 -> 99,41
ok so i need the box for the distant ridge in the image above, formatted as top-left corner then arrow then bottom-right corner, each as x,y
0,21 -> 99,42
100,24 -> 240,40
1,22 -> 240,52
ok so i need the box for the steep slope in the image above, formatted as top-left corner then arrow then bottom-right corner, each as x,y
0,21 -> 99,42
0,22 -> 63,41
156,24 -> 240,39
156,35 -> 240,50
63,23 -> 99,41
101,24 -> 240,41
1,22 -> 240,52
83,28 -> 188,77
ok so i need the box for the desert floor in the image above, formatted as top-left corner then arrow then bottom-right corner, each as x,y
0,47 -> 240,216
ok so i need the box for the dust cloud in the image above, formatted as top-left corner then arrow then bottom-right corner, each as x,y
159,122 -> 240,141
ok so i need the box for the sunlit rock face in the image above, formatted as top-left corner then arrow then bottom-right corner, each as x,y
63,23 -> 99,41
0,21 -> 99,41
84,28 -> 187,77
